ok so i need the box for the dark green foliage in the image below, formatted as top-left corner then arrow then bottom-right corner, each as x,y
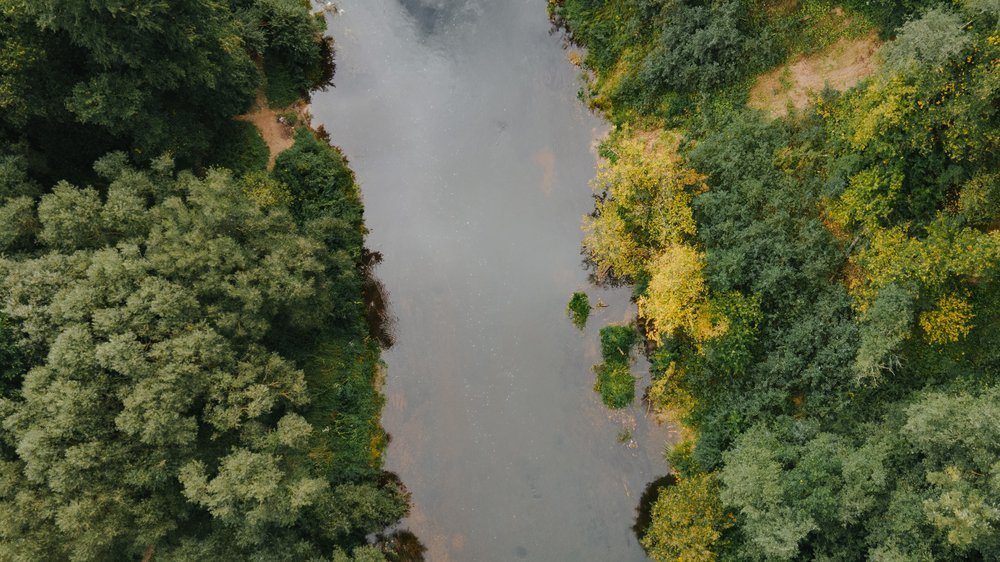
0,146 -> 39,200
567,291 -> 591,329
0,313 -> 28,399
0,0 -> 329,178
600,324 -> 638,363
594,361 -> 636,409
205,120 -> 270,177
240,0 -> 333,107
593,324 -> 639,409
274,128 -> 363,227
266,54 -> 308,108
9,0 -> 258,161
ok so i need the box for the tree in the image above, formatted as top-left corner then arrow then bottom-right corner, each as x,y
882,8 -> 972,72
583,130 -> 705,280
642,472 -> 733,562
638,244 -> 718,341
0,156 -> 405,559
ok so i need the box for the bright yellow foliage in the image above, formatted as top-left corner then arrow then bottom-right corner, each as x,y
920,293 -> 974,345
850,218 -> 1000,313
642,472 -> 734,562
648,362 -> 696,422
241,171 -> 293,209
829,166 -> 904,231
583,130 -> 706,279
842,76 -> 918,153
638,244 -> 723,341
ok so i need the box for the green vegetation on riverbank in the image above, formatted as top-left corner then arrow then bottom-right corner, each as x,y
0,1 -> 407,560
553,0 -> 999,559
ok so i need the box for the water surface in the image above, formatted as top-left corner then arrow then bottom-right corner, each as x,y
312,2 -> 670,560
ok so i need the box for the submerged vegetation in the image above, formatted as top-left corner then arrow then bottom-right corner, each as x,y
0,1 -> 407,560
554,0 -> 999,559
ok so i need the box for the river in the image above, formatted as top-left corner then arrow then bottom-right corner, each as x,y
311,1 -> 670,560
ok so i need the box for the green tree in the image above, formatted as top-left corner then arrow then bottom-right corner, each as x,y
0,156 -> 405,560
642,472 -> 734,562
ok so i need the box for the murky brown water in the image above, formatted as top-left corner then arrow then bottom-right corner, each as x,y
311,2 -> 670,560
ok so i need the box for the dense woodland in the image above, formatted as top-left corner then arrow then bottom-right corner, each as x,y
0,1 -> 406,560
552,0 -> 999,560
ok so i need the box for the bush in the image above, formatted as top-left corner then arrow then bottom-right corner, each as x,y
273,128 -> 361,224
593,324 -> 639,408
600,324 -> 639,363
638,2 -> 752,94
567,292 -> 591,329
594,361 -> 636,409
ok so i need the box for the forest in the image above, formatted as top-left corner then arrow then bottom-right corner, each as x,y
551,0 -> 999,560
0,1 -> 406,560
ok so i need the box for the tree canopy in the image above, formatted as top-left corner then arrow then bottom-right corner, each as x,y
554,0 -> 1000,559
0,1 -> 408,559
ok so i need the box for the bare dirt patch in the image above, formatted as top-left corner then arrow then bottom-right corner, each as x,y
749,31 -> 881,117
236,92 -> 310,168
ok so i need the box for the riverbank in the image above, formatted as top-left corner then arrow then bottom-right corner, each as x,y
0,2 -> 409,559
552,1 -> 1000,559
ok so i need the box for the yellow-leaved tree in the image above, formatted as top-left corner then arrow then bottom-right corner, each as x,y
638,244 -> 724,342
920,292 -> 975,345
641,472 -> 734,562
583,130 -> 706,279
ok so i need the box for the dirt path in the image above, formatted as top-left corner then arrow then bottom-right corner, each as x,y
236,92 -> 306,168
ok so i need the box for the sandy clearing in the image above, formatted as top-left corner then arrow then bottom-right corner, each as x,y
236,92 -> 309,169
749,31 -> 881,117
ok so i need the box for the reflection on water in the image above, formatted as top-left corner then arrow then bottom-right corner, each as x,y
376,529 -> 428,562
396,0 -> 483,37
362,249 -> 396,349
312,1 -> 670,559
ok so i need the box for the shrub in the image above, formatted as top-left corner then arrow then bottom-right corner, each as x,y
600,324 -> 639,363
567,292 -> 591,329
594,361 -> 636,409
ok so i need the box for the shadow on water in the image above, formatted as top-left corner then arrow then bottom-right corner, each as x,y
396,0 -> 448,35
633,474 -> 677,548
361,249 -> 397,349
368,472 -> 427,560
376,529 -> 428,562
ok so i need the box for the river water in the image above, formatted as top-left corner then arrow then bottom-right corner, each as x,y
311,2 -> 670,560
